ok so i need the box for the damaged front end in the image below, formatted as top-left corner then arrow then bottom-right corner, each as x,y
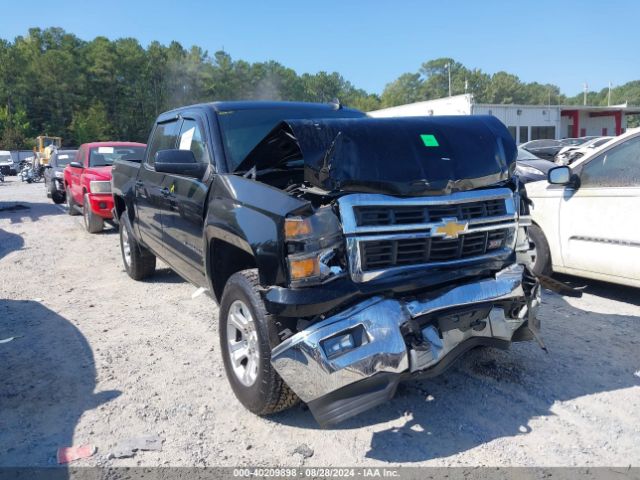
272,263 -> 541,426
236,114 -> 546,426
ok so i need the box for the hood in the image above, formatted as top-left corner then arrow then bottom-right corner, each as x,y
84,166 -> 112,180
237,116 -> 517,196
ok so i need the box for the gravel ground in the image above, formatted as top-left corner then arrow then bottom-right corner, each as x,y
1,177 -> 639,468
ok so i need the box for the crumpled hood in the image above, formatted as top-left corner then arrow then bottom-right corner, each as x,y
238,116 -> 517,196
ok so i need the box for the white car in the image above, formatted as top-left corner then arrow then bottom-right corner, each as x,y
526,128 -> 640,288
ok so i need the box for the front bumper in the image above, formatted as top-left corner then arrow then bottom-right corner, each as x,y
271,263 -> 540,426
87,193 -> 114,219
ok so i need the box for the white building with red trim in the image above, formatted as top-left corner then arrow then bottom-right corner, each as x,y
368,94 -> 640,144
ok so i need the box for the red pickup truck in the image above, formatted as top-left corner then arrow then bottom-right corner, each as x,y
64,142 -> 146,233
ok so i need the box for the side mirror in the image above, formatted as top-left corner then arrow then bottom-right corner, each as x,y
548,166 -> 571,185
69,161 -> 83,169
155,149 -> 206,178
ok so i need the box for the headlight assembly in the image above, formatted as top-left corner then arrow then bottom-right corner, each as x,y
89,180 -> 111,194
284,206 -> 344,287
515,165 -> 543,177
54,171 -> 64,178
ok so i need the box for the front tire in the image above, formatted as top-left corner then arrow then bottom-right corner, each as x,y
119,210 -> 156,280
52,190 -> 65,204
219,269 -> 298,415
528,224 -> 552,276
83,193 -> 104,233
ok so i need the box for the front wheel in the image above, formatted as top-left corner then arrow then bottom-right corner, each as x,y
528,224 -> 552,277
83,194 -> 104,233
52,190 -> 65,204
219,269 -> 299,416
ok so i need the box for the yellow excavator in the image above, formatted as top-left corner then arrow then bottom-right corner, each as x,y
33,135 -> 62,167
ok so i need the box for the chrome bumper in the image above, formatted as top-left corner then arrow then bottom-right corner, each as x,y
271,264 -> 539,410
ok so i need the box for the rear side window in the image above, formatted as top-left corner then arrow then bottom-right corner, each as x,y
146,120 -> 181,167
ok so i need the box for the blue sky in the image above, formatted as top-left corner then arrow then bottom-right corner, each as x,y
3,0 -> 638,96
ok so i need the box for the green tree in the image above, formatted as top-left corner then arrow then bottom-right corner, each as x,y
0,106 -> 30,149
70,103 -> 110,144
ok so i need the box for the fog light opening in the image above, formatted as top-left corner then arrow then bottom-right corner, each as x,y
321,324 -> 368,360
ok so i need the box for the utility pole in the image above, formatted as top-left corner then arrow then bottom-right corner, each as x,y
446,63 -> 452,97
608,81 -> 612,106
583,82 -> 588,106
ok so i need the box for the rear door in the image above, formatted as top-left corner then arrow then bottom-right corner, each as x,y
135,119 -> 182,257
559,134 -> 640,281
160,115 -> 212,286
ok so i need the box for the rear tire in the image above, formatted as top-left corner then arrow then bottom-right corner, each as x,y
119,210 -> 156,280
528,224 -> 552,276
219,269 -> 299,415
83,193 -> 104,233
66,187 -> 80,216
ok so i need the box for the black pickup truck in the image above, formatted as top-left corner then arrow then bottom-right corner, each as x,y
111,101 -> 541,426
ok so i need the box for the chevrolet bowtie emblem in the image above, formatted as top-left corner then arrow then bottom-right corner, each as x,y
433,217 -> 468,239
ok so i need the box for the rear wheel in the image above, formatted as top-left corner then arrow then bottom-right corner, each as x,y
219,269 -> 299,415
83,193 -> 104,233
119,210 -> 156,280
66,187 -> 80,215
528,224 -> 552,276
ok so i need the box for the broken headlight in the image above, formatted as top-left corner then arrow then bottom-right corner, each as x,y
284,206 -> 344,287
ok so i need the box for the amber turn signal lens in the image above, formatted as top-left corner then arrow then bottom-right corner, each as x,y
289,257 -> 320,280
284,217 -> 312,239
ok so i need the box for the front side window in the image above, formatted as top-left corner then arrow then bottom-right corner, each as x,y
89,146 -> 146,167
178,119 -> 210,164
147,120 -> 181,166
580,136 -> 640,188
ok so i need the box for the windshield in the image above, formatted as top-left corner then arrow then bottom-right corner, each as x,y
0,153 -> 11,162
55,151 -> 77,167
89,146 -> 145,167
217,106 -> 365,171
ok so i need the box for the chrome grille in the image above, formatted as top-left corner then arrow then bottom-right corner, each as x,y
338,188 -> 518,283
360,229 -> 508,271
354,198 -> 506,227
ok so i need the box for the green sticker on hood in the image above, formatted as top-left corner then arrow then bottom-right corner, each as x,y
420,134 -> 439,147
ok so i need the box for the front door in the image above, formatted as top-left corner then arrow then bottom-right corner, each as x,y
559,135 -> 640,281
161,116 -> 211,286
135,119 -> 181,257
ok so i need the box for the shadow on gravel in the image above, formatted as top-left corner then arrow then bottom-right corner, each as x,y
145,268 -> 185,284
0,300 -> 120,467
0,229 -> 24,260
0,201 -> 63,224
274,292 -> 640,462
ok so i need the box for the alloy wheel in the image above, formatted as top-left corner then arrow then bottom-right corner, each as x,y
225,300 -> 260,387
